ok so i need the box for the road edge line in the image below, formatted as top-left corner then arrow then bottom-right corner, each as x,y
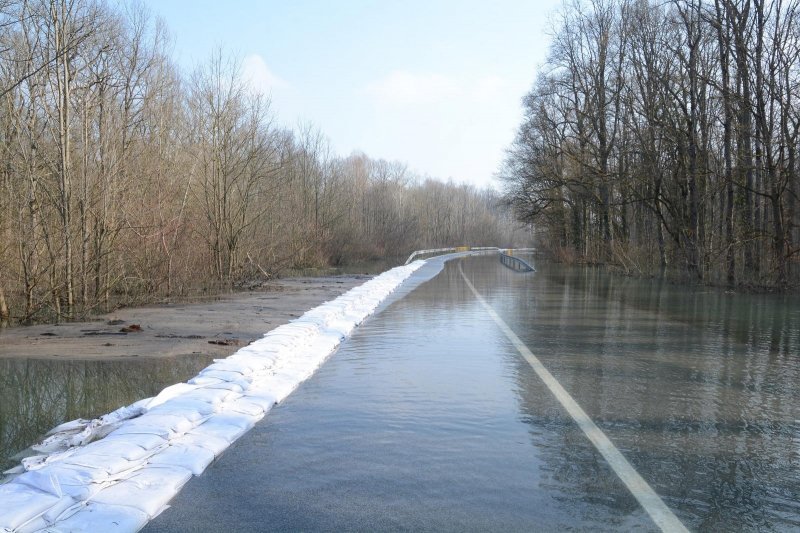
458,261 -> 688,533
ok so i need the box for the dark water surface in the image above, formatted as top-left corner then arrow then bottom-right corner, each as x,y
147,255 -> 800,531
0,354 -> 214,471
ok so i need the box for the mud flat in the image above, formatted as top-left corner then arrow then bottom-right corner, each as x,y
0,276 -> 368,361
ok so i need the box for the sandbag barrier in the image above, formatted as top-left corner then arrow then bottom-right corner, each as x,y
0,261 -> 425,533
403,246 -> 499,265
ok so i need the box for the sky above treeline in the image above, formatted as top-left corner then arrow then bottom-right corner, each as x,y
141,0 -> 562,189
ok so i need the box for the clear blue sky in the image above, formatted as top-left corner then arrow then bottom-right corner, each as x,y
141,0 -> 562,188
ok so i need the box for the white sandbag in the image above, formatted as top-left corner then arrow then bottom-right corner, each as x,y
297,335 -> 339,357
151,397 -> 218,416
186,419 -> 248,443
33,431 -> 80,455
171,433 -> 230,456
64,420 -> 119,449
98,398 -> 149,425
72,438 -> 157,462
277,323 -> 320,338
144,382 -> 199,410
247,368 -> 273,382
35,411 -> 132,456
196,369 -> 253,384
271,365 -> 314,384
303,339 -> 341,362
206,360 -> 256,375
240,390 -> 278,411
196,368 -> 248,380
243,339 -> 283,352
254,373 -> 300,402
180,387 -> 241,405
224,353 -> 275,370
101,432 -> 167,452
214,411 -> 263,429
0,483 -> 61,530
272,364 -> 313,381
89,465 -> 192,518
16,464 -> 109,500
260,333 -> 304,349
219,397 -> 265,417
223,358 -> 273,373
14,496 -> 79,533
232,342 -> 280,358
60,452 -> 141,477
203,379 -> 248,393
108,423 -> 174,441
186,375 -> 224,386
13,469 -> 62,497
44,419 -> 90,437
122,413 -> 196,434
145,401 -> 214,423
147,443 -> 215,475
38,502 -> 150,532
21,448 -> 78,472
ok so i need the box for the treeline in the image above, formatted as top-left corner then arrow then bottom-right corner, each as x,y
503,0 -> 800,288
0,0 -> 523,324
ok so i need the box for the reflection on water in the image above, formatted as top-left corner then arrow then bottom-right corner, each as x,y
0,354 -> 214,471
151,255 -> 799,532
147,257 -> 654,531
6,256 -> 797,531
471,258 -> 800,531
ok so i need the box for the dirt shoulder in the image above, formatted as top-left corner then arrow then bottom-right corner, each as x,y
0,276 -> 369,360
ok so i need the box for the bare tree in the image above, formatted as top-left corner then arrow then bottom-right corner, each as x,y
504,0 -> 800,288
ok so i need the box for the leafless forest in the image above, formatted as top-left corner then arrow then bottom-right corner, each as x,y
503,0 -> 800,288
0,1 -> 524,325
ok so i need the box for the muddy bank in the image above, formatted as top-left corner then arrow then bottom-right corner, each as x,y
0,276 -> 368,361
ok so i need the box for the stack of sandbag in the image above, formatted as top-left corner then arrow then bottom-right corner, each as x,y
0,261 -> 423,533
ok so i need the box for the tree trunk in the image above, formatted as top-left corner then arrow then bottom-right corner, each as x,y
53,0 -> 75,318
0,279 -> 9,327
715,0 -> 737,286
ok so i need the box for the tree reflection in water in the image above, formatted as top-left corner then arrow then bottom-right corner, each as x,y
0,354 -> 214,471
492,261 -> 800,531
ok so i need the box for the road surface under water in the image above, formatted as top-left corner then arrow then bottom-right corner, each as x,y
141,254 -> 800,531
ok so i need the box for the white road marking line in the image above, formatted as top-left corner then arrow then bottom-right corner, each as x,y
458,262 -> 689,533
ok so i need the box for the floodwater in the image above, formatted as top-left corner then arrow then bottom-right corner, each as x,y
0,354 -> 214,472
147,255 -> 800,532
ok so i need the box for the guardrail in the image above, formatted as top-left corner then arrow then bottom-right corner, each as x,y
403,246 -> 537,271
499,250 -> 535,272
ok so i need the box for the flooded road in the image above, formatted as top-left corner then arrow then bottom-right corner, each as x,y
0,276 -> 362,474
147,255 -> 800,531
